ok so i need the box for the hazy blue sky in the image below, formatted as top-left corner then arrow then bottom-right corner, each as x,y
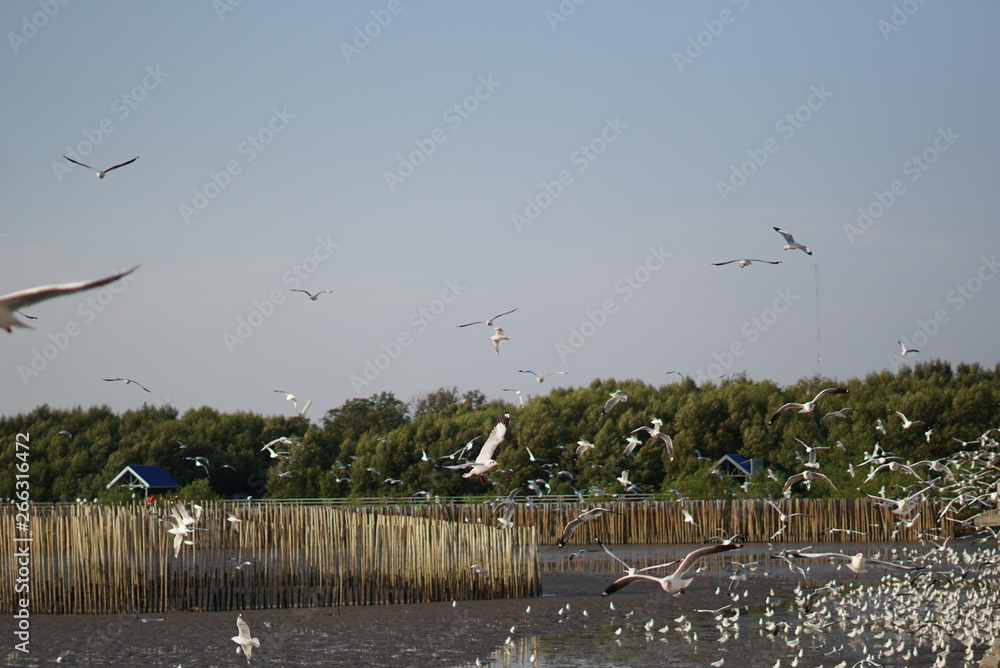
2,1 -> 998,419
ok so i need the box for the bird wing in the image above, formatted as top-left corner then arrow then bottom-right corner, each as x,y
748,259 -> 781,264
475,413 -> 510,464
773,226 -> 795,243
781,472 -> 805,495
811,472 -> 840,492
812,388 -> 849,403
63,155 -> 98,171
768,403 -> 803,424
711,260 -> 738,266
866,558 -> 924,571
457,319 -> 485,327
559,517 -> 584,543
601,573 -> 654,596
104,156 -> 138,172
673,543 -> 740,578
489,307 -> 517,321
1,266 -> 139,312
602,396 -> 620,413
595,538 -> 634,571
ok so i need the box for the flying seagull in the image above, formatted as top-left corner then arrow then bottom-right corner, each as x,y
1,266 -> 138,333
273,390 -> 298,410
629,417 -> 675,460
457,308 -> 517,328
768,388 -> 848,424
501,388 -> 525,408
103,377 -> 151,393
781,470 -> 840,497
600,542 -> 742,596
518,369 -> 568,383
439,413 -> 510,483
489,327 -> 509,354
891,410 -> 926,430
556,507 -> 619,547
898,340 -> 919,356
231,614 -> 260,663
603,390 -> 627,414
63,155 -> 138,178
773,227 -> 812,255
290,289 -> 333,301
782,550 -> 924,579
711,259 -> 782,268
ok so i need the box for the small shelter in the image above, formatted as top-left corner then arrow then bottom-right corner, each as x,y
105,465 -> 180,496
715,454 -> 763,479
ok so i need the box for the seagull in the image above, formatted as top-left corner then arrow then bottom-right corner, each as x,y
103,377 -> 151,393
518,369 -> 568,383
629,417 -> 674,460
502,388 -> 525,408
556,507 -> 619,547
773,226 -> 812,255
273,390 -> 298,410
821,407 -> 857,422
603,390 -> 628,414
131,607 -> 164,622
891,410 -> 926,430
225,510 -> 242,533
457,308 -> 517,328
439,413 -> 510,483
781,470 -> 840,497
783,550 -> 924,579
767,388 -> 848,424
290,289 -> 333,301
711,259 -> 781,268
764,497 -> 813,523
231,614 -> 260,663
1,266 -> 139,333
228,557 -> 254,570
574,440 -> 596,457
63,155 -> 138,178
600,542 -> 742,596
489,327 -> 509,354
898,340 -> 919,356
57,430 -> 73,440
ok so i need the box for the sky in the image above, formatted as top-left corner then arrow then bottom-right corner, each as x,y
2,1 -> 999,420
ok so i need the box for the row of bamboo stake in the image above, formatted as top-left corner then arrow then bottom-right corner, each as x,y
0,498 -> 951,615
0,502 -> 538,615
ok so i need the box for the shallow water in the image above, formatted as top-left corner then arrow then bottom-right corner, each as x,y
6,542 -> 997,667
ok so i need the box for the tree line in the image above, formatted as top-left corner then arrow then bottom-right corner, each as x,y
1,359 -> 997,503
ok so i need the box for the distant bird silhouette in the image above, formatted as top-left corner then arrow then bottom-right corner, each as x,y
103,377 -> 151,393
63,155 -> 138,179
290,289 -> 332,301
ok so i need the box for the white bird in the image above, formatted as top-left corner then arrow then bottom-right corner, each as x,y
575,440 -> 596,457
600,542 -> 742,596
556,507 -> 619,547
781,470 -> 840,497
768,388 -> 848,424
440,413 -> 510,482
711,258 -> 781,268
898,340 -> 919,356
501,388 -> 525,408
891,410 -> 926,430
1,266 -> 138,333
231,614 -> 260,663
489,327 -> 509,354
603,390 -> 628,414
764,497 -> 813,523
518,369 -> 568,383
63,154 -> 138,178
225,510 -> 242,533
103,377 -> 151,393
629,417 -> 674,460
57,430 -> 73,440
773,226 -> 812,255
457,307 -> 517,328
290,289 -> 333,301
783,550 -> 924,579
273,390 -> 298,410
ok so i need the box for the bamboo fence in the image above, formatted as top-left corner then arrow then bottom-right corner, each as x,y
0,502 -> 538,615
